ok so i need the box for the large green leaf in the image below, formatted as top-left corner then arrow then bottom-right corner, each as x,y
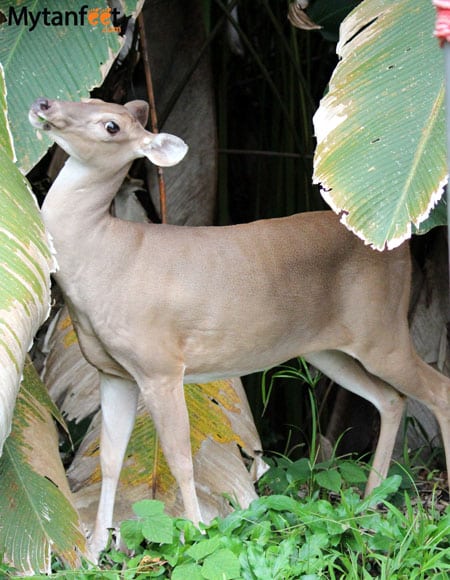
313,0 -> 446,250
0,361 -> 86,575
0,0 -> 123,171
0,64 -> 53,454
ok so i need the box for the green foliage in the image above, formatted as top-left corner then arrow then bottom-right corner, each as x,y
313,0 -> 446,249
0,362 -> 85,574
24,464 -> 450,579
261,357 -> 321,418
0,558 -> 17,577
259,455 -> 367,497
260,357 -> 323,458
120,501 -> 174,548
0,62 -> 53,456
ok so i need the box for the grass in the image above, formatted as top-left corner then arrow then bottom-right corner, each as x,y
5,461 -> 449,579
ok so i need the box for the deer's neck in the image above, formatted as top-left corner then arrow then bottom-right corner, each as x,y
42,157 -> 131,231
41,156 -> 133,281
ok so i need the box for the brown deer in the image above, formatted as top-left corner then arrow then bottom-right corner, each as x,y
29,97 -> 450,555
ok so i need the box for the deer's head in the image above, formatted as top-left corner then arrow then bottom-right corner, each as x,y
29,98 -> 188,170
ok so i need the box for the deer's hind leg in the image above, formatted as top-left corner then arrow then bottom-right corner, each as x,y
305,350 -> 406,495
350,337 -> 450,488
414,356 -> 450,471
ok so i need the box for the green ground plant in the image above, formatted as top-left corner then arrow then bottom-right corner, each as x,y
7,463 -> 449,579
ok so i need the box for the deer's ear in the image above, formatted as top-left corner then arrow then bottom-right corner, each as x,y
124,100 -> 149,127
139,133 -> 188,167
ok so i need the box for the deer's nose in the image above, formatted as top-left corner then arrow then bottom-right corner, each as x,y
35,97 -> 50,111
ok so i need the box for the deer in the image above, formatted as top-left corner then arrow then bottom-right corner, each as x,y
29,97 -> 450,555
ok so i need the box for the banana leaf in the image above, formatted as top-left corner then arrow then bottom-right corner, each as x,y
0,361 -> 85,574
313,0 -> 446,250
0,63 -> 53,455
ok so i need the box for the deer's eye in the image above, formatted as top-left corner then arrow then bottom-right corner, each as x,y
105,121 -> 120,134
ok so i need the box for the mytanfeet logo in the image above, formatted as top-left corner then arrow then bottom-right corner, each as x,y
4,5 -> 121,33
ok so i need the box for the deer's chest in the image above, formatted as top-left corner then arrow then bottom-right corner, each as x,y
66,300 -> 133,380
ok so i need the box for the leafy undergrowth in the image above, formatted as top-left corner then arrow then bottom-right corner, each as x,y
5,459 -> 450,579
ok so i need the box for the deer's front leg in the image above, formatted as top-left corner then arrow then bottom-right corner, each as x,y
90,373 -> 139,556
138,373 -> 203,525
